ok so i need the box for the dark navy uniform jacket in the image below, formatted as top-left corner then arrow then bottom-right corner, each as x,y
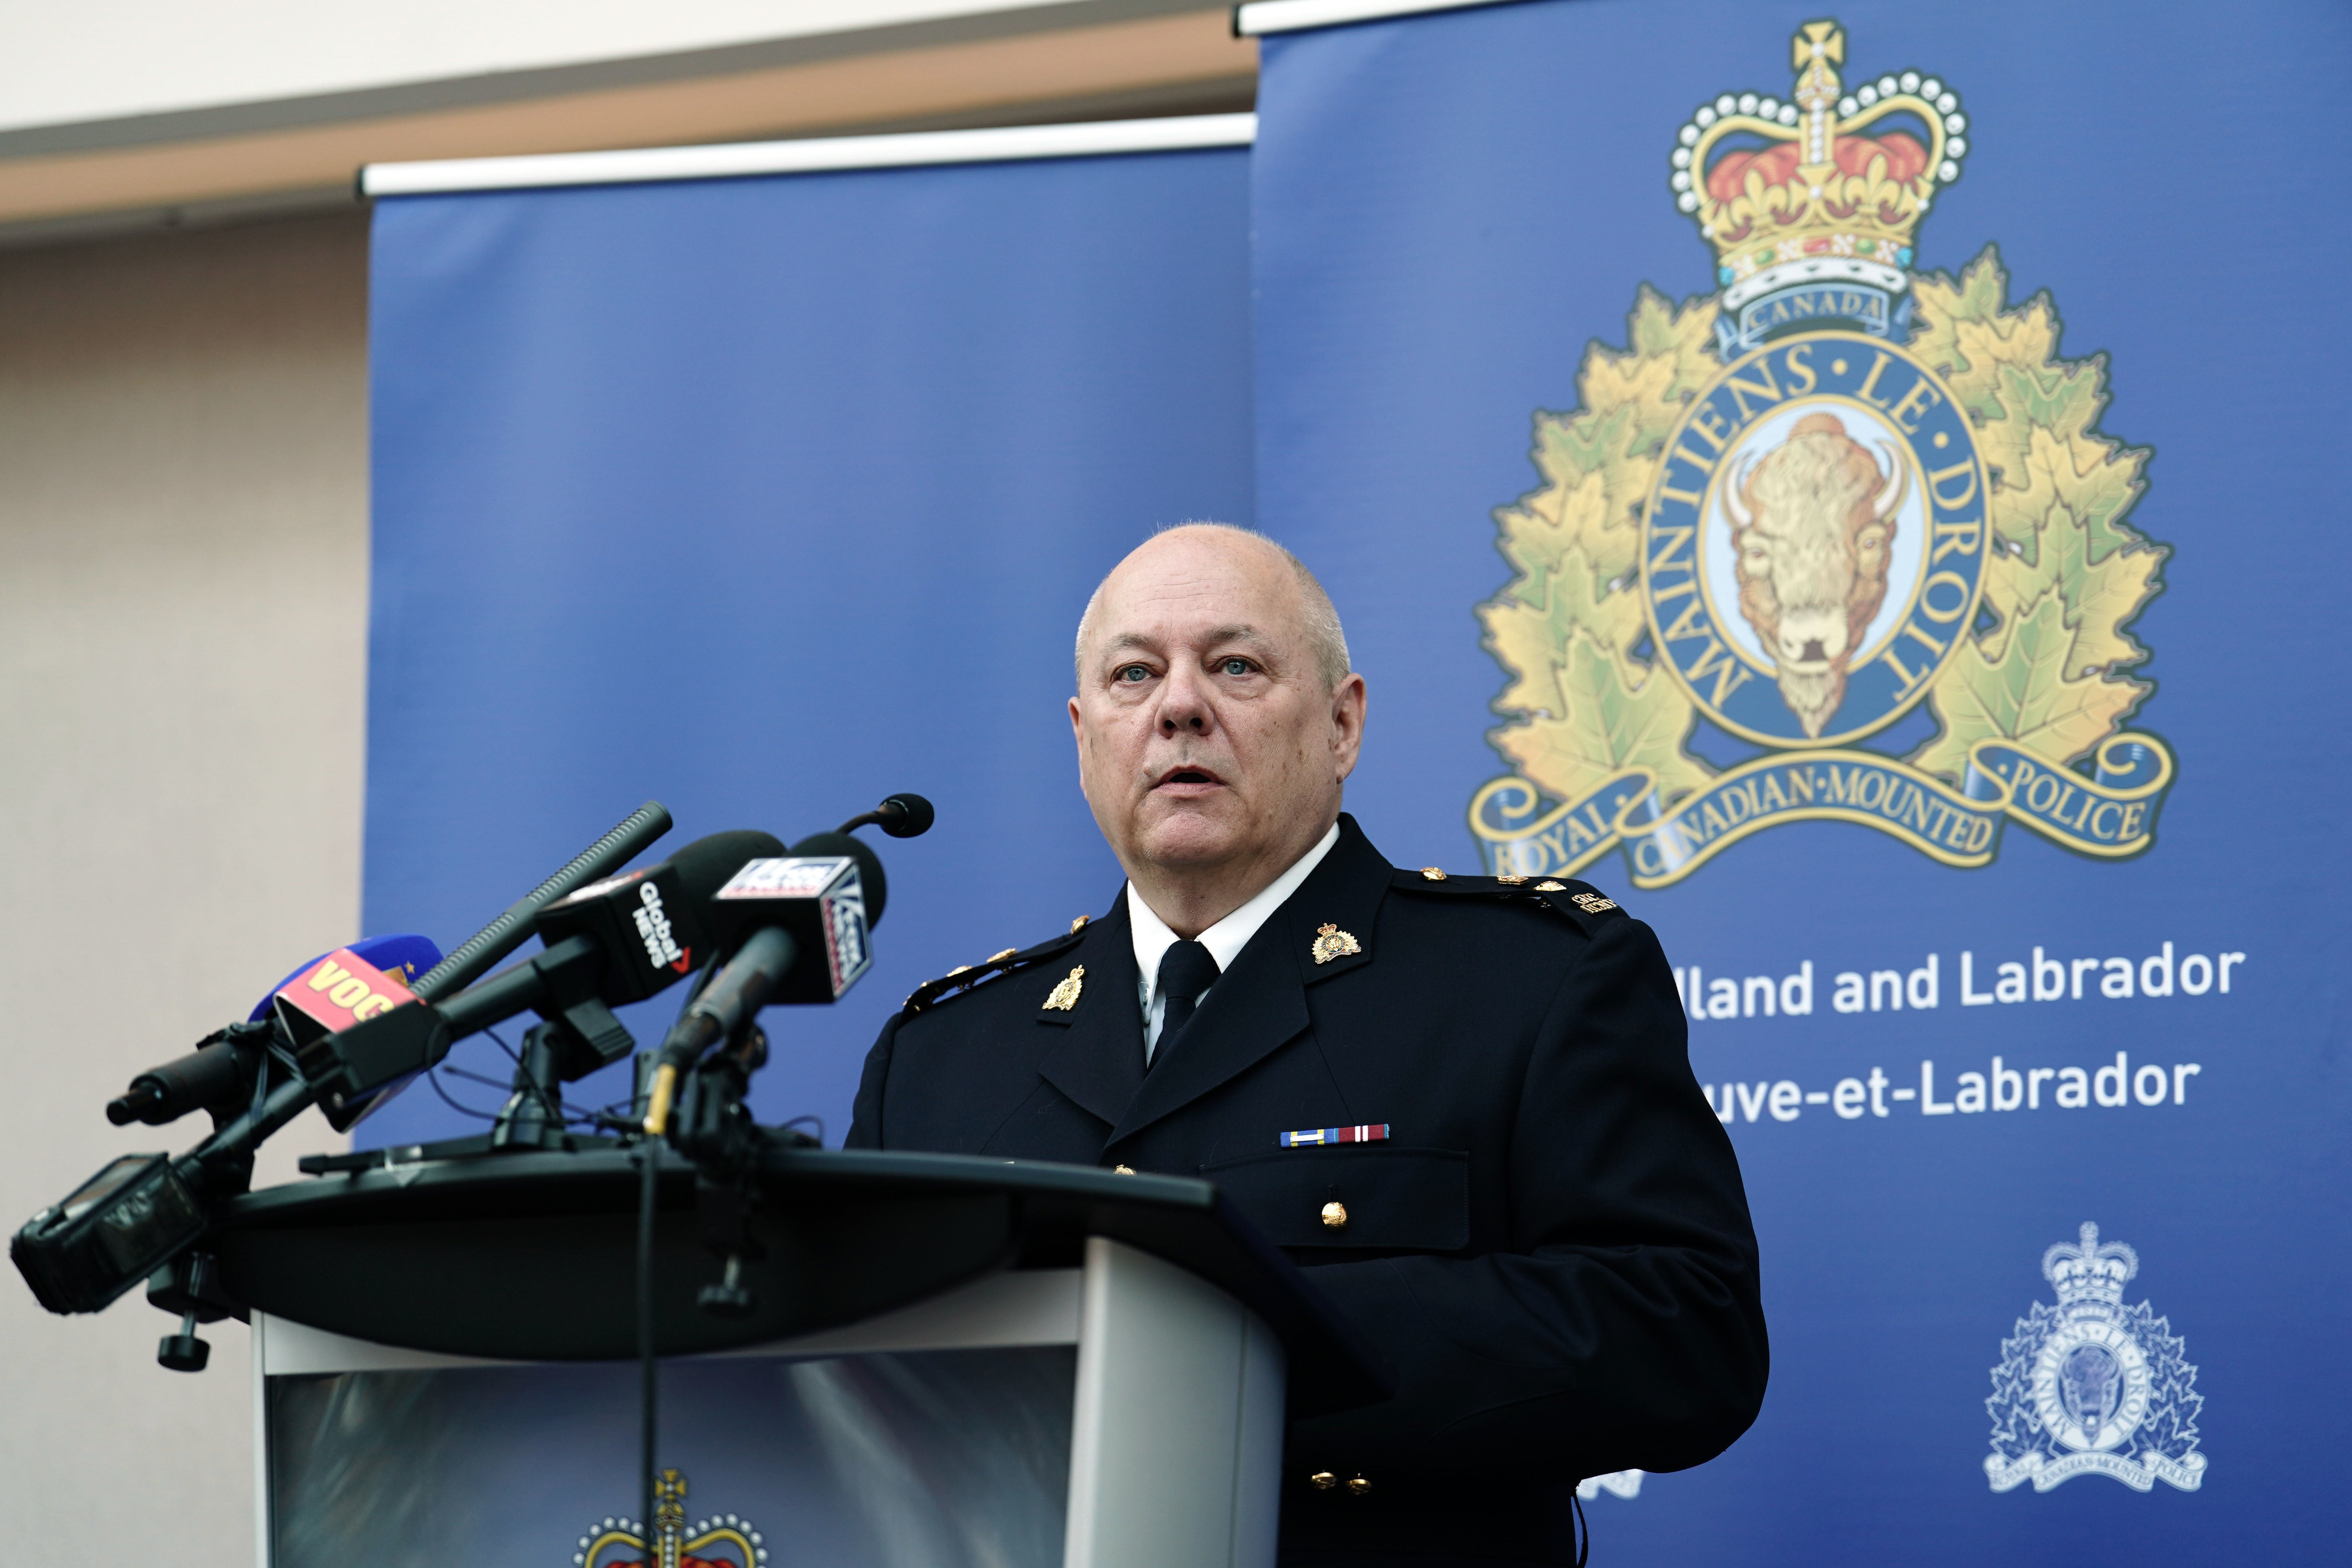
849,815 -> 1764,1564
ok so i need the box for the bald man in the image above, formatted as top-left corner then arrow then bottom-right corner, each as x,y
850,525 -> 1764,1566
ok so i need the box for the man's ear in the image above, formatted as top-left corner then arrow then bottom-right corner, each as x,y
1331,673 -> 1367,782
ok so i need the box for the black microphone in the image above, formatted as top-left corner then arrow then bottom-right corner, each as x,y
14,806 -> 670,1322
412,800 -> 671,1001
532,829 -> 782,1002
836,792 -> 934,839
107,1032 -> 256,1129
642,831 -> 889,1135
299,831 -> 782,1115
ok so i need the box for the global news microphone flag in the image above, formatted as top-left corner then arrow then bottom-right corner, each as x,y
1244,0 -> 2348,1561
361,123 -> 1255,1152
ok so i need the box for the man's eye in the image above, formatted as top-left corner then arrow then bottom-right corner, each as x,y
1116,665 -> 1152,683
1220,658 -> 1254,676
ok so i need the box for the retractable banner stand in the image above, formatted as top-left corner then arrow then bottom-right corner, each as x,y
1243,0 -> 2349,1560
361,123 -> 1255,1152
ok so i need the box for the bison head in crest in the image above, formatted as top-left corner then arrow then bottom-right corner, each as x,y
1722,411 -> 1907,738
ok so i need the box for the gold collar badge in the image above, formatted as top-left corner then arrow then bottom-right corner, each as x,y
1042,965 -> 1085,1011
1311,923 -> 1363,965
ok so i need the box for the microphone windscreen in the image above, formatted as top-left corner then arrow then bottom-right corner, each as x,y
667,829 -> 789,909
880,793 -> 935,838
788,831 -> 887,927
248,933 -> 444,1023
532,830 -> 784,1006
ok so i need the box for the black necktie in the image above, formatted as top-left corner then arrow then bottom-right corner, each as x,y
1153,939 -> 1221,1066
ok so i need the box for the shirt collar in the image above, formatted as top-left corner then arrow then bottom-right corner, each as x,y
1128,820 -> 1342,1002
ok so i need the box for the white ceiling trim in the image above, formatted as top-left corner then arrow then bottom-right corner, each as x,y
362,110 -> 1254,196
1232,0 -> 1512,39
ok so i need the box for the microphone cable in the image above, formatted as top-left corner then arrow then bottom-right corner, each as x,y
635,1129 -> 658,1567
633,946 -> 719,1566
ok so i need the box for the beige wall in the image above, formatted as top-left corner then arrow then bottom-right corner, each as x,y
0,77 -> 1253,1553
0,4 -> 1252,238
0,0 -> 1139,130
0,211 -> 370,1565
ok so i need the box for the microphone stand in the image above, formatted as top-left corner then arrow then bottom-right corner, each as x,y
671,1026 -> 821,1318
11,802 -> 675,1364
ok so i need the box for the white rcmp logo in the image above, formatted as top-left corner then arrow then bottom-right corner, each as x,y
1985,1222 -> 2206,1493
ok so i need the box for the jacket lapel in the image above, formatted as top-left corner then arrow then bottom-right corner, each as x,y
1034,897 -> 1145,1129
1106,815 -> 1393,1147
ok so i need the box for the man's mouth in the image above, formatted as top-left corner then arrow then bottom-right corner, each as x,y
1152,765 -> 1225,791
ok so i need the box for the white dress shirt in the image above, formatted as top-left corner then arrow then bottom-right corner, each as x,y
1128,821 -> 1341,1061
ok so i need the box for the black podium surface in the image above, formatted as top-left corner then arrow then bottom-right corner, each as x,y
212,1146 -> 1386,1416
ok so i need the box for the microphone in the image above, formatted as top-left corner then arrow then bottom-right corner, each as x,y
106,935 -> 443,1128
15,804 -> 675,1323
641,831 -> 891,1136
260,934 -> 445,1130
250,934 -> 442,1022
532,829 -> 781,1002
411,801 -> 671,1001
836,792 -> 934,839
290,802 -> 675,1131
297,831 -> 782,1114
36,931 -> 438,1312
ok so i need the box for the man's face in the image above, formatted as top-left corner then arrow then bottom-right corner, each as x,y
1069,530 -> 1365,883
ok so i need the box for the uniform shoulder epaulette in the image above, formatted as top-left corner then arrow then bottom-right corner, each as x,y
903,915 -> 1092,1014
1390,866 -> 1628,934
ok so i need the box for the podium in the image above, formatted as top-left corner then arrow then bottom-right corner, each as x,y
212,1147 -> 1385,1568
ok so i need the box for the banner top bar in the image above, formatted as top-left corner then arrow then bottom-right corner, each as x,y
362,112 -> 1256,198
1234,0 -> 1512,37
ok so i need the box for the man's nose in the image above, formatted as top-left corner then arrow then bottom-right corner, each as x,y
1156,665 -> 1214,735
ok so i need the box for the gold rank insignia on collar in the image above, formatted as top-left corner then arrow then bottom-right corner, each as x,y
1569,891 -> 1618,913
1042,966 -> 1085,1011
1420,867 -> 1446,880
1495,873 -> 1529,884
1311,923 -> 1363,965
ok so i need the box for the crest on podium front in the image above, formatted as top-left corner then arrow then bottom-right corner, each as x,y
575,1468 -> 769,1568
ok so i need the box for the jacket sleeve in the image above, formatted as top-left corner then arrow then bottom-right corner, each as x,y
1288,912 -> 1767,1484
843,1011 -> 904,1149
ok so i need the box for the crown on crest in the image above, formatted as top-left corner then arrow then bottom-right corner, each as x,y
574,1469 -> 767,1568
2042,1222 -> 2140,1309
1671,21 -> 1966,354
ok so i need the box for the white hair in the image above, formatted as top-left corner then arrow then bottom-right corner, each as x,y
1074,522 -> 1352,691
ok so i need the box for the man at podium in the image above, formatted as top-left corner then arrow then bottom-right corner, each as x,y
850,524 -> 1764,1564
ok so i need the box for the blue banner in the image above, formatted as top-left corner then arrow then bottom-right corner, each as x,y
363,143 -> 1254,1152
1252,0 -> 2348,1560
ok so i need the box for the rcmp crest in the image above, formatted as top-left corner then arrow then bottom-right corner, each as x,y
1470,20 -> 2174,886
1985,1223 -> 2207,1494
574,1469 -> 768,1568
